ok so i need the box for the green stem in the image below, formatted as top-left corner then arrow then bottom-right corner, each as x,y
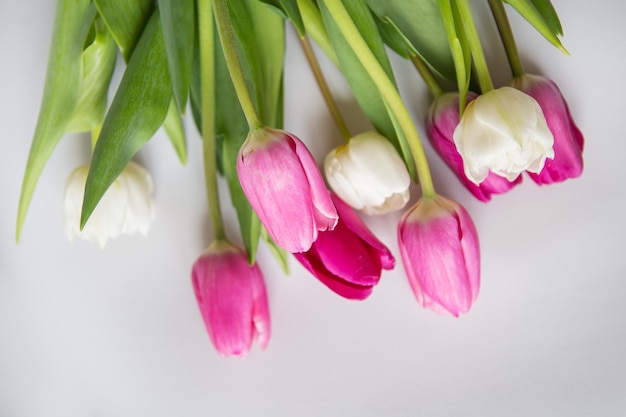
299,34 -> 351,141
409,53 -> 443,98
212,0 -> 262,130
321,0 -> 435,198
455,0 -> 494,93
199,0 -> 225,241
488,0 -> 524,77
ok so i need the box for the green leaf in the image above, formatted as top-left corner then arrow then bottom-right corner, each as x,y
159,0 -> 195,111
81,10 -> 171,228
529,0 -> 562,35
367,0 -> 455,81
259,0 -> 305,36
67,15 -> 118,133
16,0 -> 96,241
318,0 -> 416,180
163,99 -> 187,164
189,32 -> 203,135
261,228 -> 290,274
297,0 -> 338,65
94,0 -> 154,60
229,0 -> 285,127
370,13 -> 415,59
504,0 -> 567,53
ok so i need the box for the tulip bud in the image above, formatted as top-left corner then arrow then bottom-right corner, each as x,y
191,240 -> 270,357
63,161 -> 155,248
237,127 -> 338,253
324,131 -> 411,214
453,86 -> 555,184
294,194 -> 395,300
398,195 -> 480,316
510,74 -> 584,184
427,92 -> 522,201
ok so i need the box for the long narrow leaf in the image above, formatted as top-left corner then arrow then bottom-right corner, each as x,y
16,0 -> 96,241
504,0 -> 567,53
159,0 -> 195,112
81,10 -> 171,228
163,99 -> 187,164
94,0 -> 154,60
259,0 -> 305,36
67,16 -> 118,133
228,0 -> 285,127
367,0 -> 455,81
529,0 -> 562,35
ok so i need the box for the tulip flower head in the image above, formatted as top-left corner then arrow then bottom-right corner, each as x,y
324,131 -> 411,214
511,74 -> 584,184
453,86 -> 554,184
398,195 -> 480,316
63,161 -> 155,248
237,127 -> 338,253
294,194 -> 395,300
427,92 -> 522,202
192,240 -> 270,357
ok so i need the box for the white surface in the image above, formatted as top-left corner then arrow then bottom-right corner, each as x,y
1,1 -> 625,416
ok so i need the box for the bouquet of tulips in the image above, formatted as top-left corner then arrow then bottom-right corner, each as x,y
17,0 -> 584,356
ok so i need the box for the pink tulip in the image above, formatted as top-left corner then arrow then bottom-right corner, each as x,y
191,240 -> 270,357
237,127 -> 338,253
398,195 -> 480,316
426,92 -> 522,202
294,194 -> 394,300
511,74 -> 584,184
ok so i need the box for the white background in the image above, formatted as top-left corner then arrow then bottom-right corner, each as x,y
1,1 -> 625,416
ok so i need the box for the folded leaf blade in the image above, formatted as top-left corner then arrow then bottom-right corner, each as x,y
94,0 -> 154,60
16,0 -> 96,241
159,0 -> 195,112
81,10 -> 171,229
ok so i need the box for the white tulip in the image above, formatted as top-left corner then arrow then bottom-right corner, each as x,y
453,86 -> 554,184
324,131 -> 411,215
63,161 -> 155,248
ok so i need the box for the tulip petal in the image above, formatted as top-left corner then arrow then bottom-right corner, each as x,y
332,195 -> 394,270
514,75 -> 583,184
64,165 -> 129,248
250,263 -> 271,350
294,252 -> 374,300
348,133 -> 411,194
398,197 -> 479,316
238,135 -> 317,252
313,224 -> 381,286
291,133 -> 338,233
324,151 -> 366,210
324,132 -> 411,214
192,242 -> 270,357
453,87 -> 554,185
120,161 -> 155,236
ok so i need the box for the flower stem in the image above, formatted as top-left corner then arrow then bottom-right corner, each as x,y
321,0 -> 435,197
409,53 -> 443,98
455,0 -> 494,93
199,0 -> 225,241
487,0 -> 524,77
212,0 -> 262,130
299,34 -> 351,141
